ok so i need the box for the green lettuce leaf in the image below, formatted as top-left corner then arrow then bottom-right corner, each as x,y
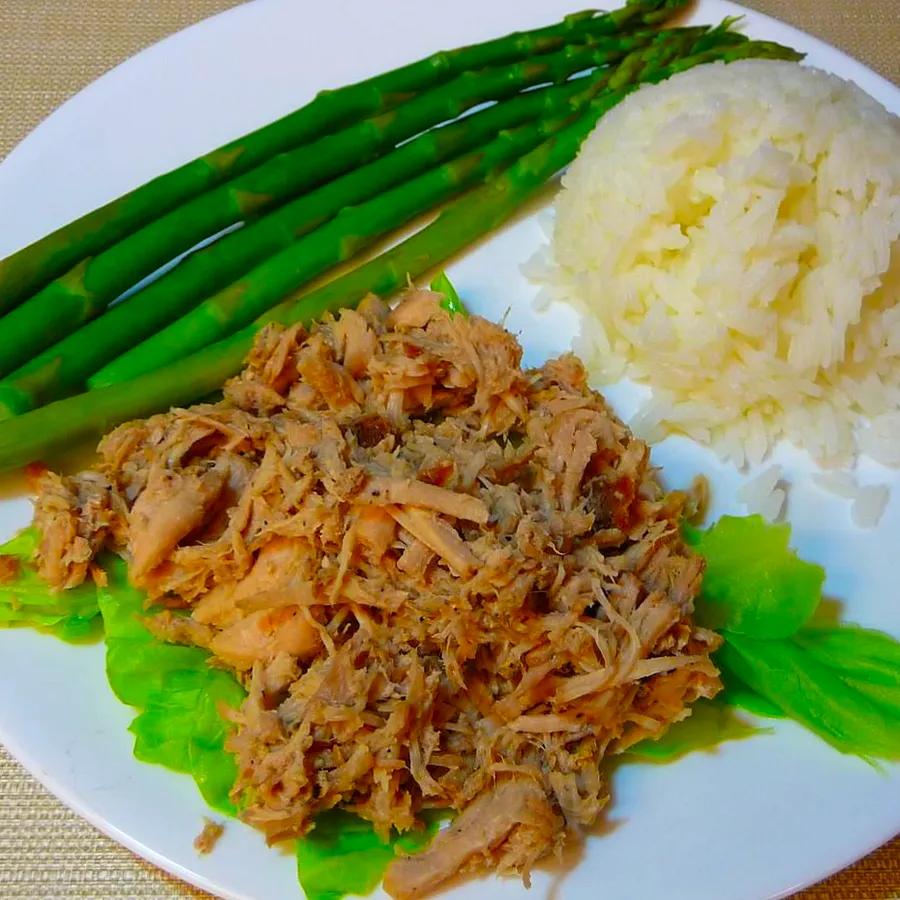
96,555 -> 244,813
794,624 -> 900,684
0,527 -> 101,641
626,697 -> 768,762
717,678 -> 785,719
297,809 -> 447,900
429,271 -> 468,317
719,632 -> 900,760
689,516 -> 900,760
684,515 -> 824,638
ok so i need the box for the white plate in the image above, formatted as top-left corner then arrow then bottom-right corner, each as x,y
0,2 -> 897,899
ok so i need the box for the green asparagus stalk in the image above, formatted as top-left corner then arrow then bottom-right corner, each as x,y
0,114 -> 587,469
0,34 -> 663,378
0,36 -> 802,474
0,76 -> 600,418
0,0 -> 689,314
89,82 -> 629,385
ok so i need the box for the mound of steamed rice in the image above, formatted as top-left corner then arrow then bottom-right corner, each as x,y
529,60 -> 900,469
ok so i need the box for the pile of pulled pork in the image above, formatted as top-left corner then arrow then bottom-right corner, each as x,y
33,291 -> 721,898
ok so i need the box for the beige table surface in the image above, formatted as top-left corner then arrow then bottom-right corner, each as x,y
0,1 -> 898,898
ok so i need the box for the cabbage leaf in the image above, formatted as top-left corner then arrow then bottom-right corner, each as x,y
430,271 -> 468,317
720,632 -> 900,760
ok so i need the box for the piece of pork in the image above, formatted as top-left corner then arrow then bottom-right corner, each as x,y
128,461 -> 229,583
384,778 -> 563,899
358,475 -> 489,523
33,470 -> 126,589
209,607 -> 319,670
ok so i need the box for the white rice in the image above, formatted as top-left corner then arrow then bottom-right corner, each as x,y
530,60 -> 900,471
737,464 -> 786,521
813,470 -> 890,528
851,484 -> 890,528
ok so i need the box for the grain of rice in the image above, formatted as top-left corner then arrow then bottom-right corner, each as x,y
737,464 -> 786,521
812,471 -> 889,528
851,484 -> 889,529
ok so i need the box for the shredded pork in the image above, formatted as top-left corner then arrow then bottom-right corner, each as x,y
193,817 -> 225,855
32,291 -> 720,897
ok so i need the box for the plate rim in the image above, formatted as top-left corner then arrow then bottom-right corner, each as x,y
0,2 -> 898,899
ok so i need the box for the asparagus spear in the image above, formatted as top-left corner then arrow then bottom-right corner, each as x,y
0,0 -> 689,314
0,116 -> 584,470
0,34 -> 663,378
0,76 -> 598,418
0,37 -> 802,474
89,80 -> 629,385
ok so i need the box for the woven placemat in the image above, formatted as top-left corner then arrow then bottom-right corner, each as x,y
0,1 -> 898,898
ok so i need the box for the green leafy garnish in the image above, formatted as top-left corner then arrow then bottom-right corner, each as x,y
429,271 -> 468,317
717,679 -> 785,719
97,555 -> 245,813
720,633 -> 900,760
684,515 -> 824,638
689,515 -> 900,760
0,527 -> 101,641
627,697 -> 768,761
794,624 -> 900,689
297,809 -> 447,900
